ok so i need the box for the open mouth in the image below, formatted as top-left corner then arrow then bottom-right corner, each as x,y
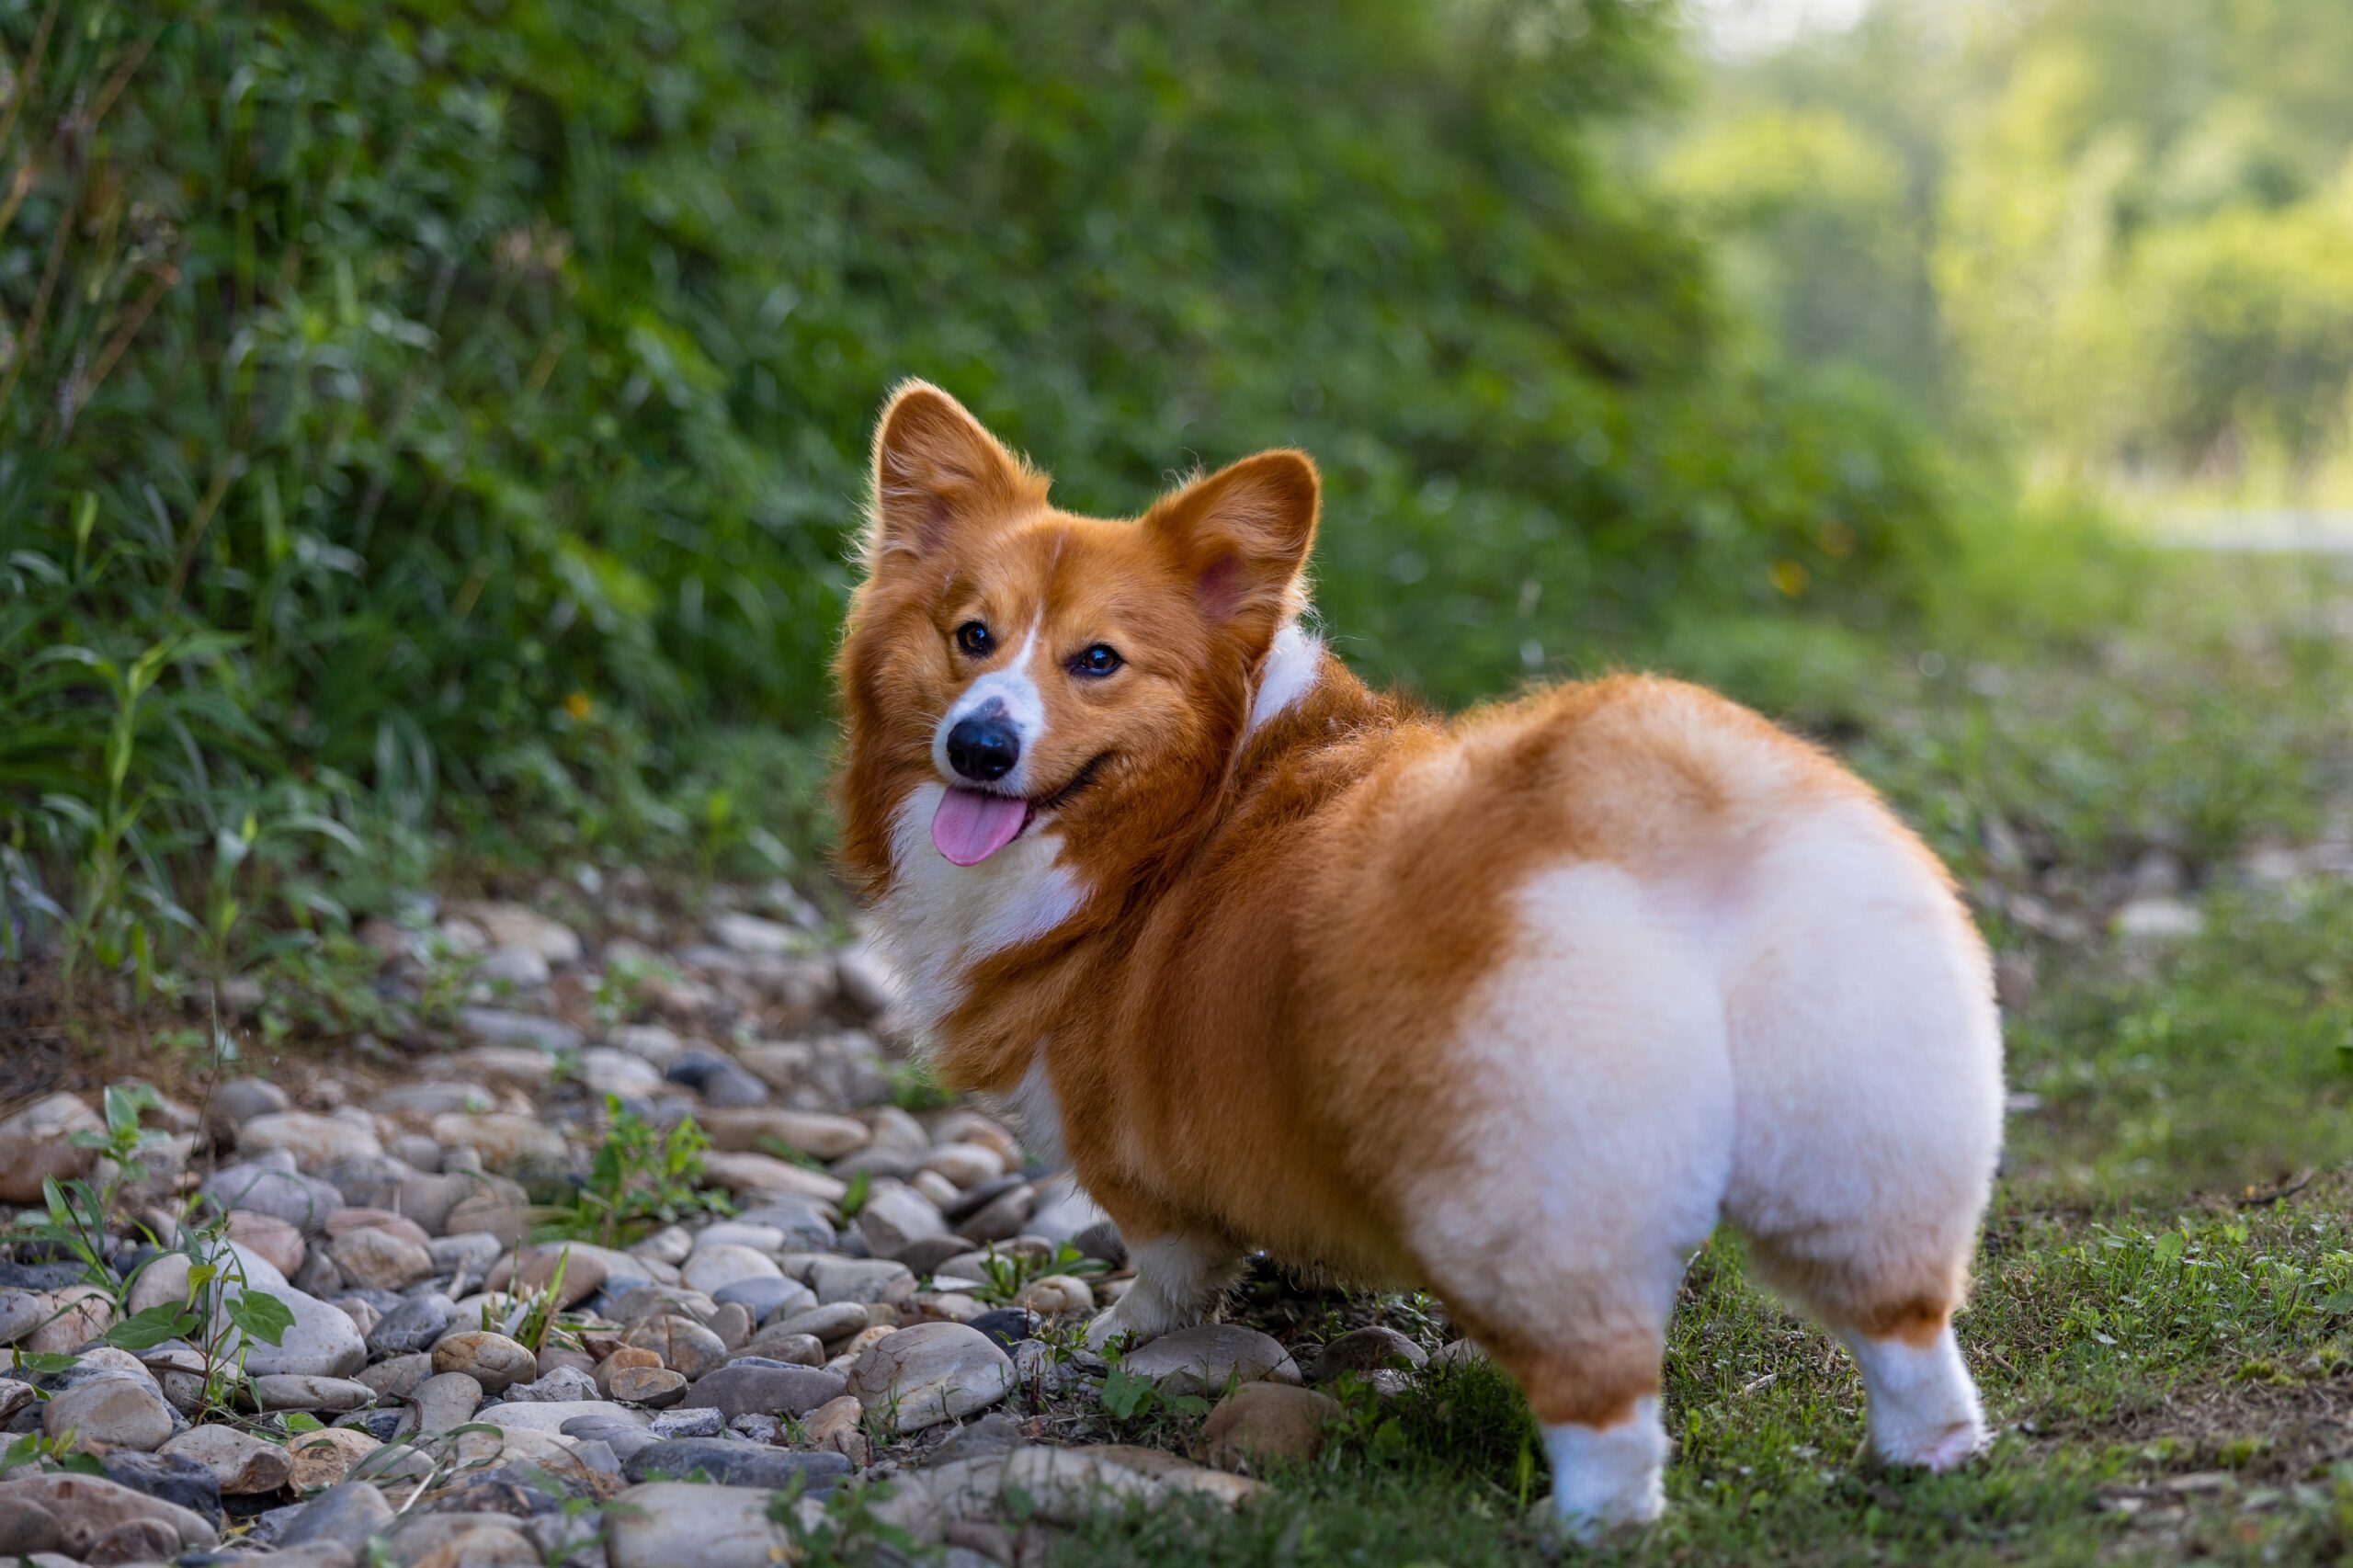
930,754 -> 1110,867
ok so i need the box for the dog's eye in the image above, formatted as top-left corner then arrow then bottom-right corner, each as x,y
1070,643 -> 1122,678
954,621 -> 993,657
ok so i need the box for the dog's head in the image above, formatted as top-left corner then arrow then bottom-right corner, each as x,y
835,381 -> 1318,895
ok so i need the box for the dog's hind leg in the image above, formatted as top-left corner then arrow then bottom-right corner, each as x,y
1716,810 -> 2004,1471
1397,863 -> 1733,1535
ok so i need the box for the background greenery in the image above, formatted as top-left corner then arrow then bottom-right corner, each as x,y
3,0 -> 1965,978
1663,0 -> 2353,503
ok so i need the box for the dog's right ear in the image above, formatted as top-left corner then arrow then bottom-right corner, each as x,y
866,381 -> 1042,571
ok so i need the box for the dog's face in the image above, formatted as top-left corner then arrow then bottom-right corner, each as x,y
835,382 -> 1318,892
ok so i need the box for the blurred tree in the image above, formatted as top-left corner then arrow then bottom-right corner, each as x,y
1669,0 -> 2353,499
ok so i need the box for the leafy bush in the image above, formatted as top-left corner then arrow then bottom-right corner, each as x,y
5,0 -> 1959,972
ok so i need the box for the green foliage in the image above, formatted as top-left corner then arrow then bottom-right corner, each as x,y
548,1097 -> 730,1245
967,1242 -> 1106,1307
1675,0 -> 2353,501
0,1429 -> 106,1479
4,0 -> 1961,975
835,1168 -> 871,1223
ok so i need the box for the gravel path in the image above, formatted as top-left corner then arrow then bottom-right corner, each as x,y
0,890 -> 1442,1565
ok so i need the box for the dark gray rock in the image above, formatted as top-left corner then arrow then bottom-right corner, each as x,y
968,1308 -> 1041,1353
710,1278 -> 804,1323
730,1200 -> 835,1253
561,1412 -> 659,1464
274,1479 -> 393,1551
699,1065 -> 769,1108
199,1160 -> 341,1232
938,1174 -> 1026,1224
1303,1324 -> 1428,1384
620,1437 -> 850,1492
100,1449 -> 223,1526
367,1292 -> 455,1357
676,1363 -> 847,1421
335,1406 -> 407,1441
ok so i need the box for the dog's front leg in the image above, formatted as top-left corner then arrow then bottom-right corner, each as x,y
1085,1233 -> 1245,1349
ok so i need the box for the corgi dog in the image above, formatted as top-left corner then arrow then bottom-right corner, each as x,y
834,381 -> 2004,1531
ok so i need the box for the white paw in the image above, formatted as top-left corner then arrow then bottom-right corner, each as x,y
1546,1489 -> 1664,1542
1083,1306 -> 1136,1351
1876,1417 -> 1985,1473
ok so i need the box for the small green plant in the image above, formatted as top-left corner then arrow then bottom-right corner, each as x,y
884,1060 -> 957,1114
588,951 -> 678,1031
0,1428 -> 105,1478
835,1168 -> 872,1221
547,1098 -> 731,1245
489,1242 -> 580,1354
1097,1357 -> 1211,1435
968,1242 -> 1107,1307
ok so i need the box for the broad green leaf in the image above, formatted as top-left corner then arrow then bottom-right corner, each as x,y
225,1290 -> 296,1346
104,1303 -> 199,1351
1099,1367 -> 1155,1420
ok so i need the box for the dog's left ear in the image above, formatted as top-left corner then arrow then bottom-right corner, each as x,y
1146,450 -> 1319,640
866,381 -> 1044,570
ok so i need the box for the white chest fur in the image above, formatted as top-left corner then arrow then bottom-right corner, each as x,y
874,782 -> 1086,1040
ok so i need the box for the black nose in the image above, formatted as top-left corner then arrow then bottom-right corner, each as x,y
946,709 -> 1020,782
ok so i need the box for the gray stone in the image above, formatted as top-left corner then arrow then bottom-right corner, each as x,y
730,1201 -> 836,1252
1303,1326 -> 1427,1386
1116,1324 -> 1302,1396
457,1006 -> 584,1053
428,1233 -> 506,1278
844,1323 -> 1015,1433
224,1279 -> 369,1380
0,1290 -> 43,1346
620,1315 -> 728,1380
406,1371 -> 484,1434
710,1277 -> 813,1324
0,1471 -> 219,1559
605,1481 -> 797,1568
367,1293 -> 454,1358
209,1077 -> 291,1129
358,1353 -> 433,1402
810,1257 -> 911,1305
769,1301 -> 871,1345
735,1329 -> 824,1367
676,1363 -> 847,1421
503,1365 -> 599,1403
560,1413 -> 659,1465
677,1244 -> 780,1298
160,1423 -> 293,1494
97,1450 -> 220,1526
200,1160 -> 342,1232
621,1437 -> 850,1491
647,1407 -> 725,1439
274,1479 -> 393,1551
249,1375 -> 377,1413
43,1375 -> 176,1453
327,1228 -> 433,1291
858,1185 -> 948,1260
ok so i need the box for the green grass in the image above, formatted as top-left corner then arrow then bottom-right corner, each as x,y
1038,549 -> 2353,1564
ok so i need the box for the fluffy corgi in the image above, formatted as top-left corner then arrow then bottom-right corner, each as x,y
835,381 -> 2004,1531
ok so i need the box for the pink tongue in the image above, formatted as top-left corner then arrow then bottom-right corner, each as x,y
931,788 -> 1030,866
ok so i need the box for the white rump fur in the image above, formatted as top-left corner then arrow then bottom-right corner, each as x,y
1090,792 -> 2002,1529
